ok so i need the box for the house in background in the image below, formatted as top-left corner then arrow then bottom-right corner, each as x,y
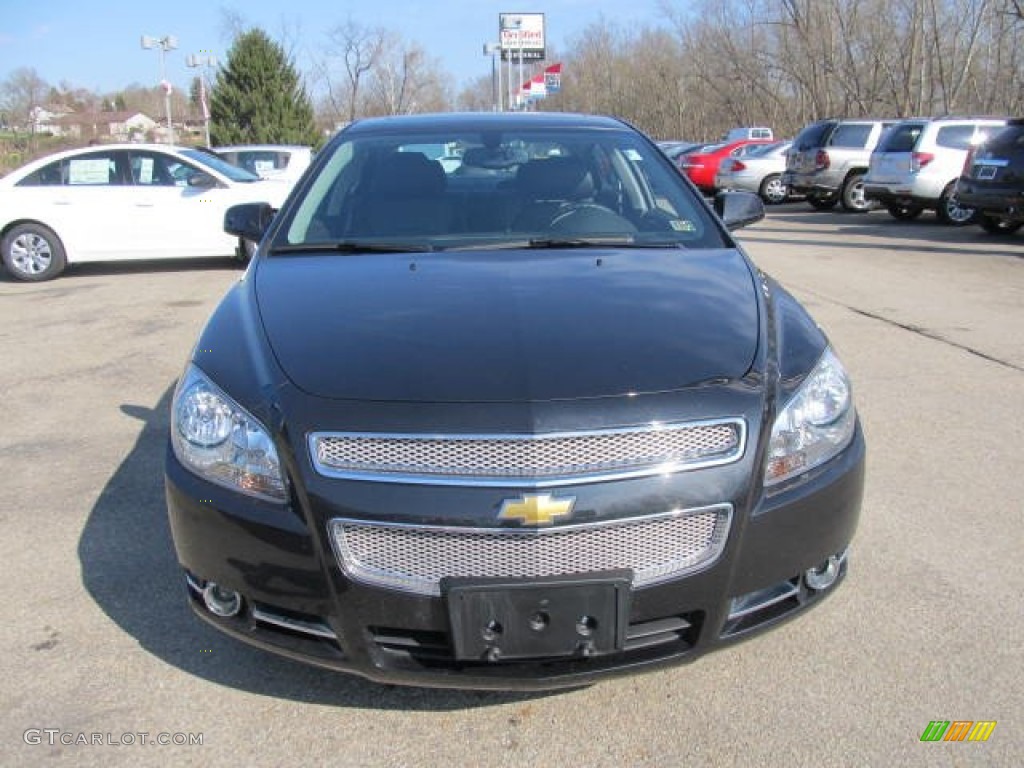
29,104 -> 75,134
53,111 -> 158,142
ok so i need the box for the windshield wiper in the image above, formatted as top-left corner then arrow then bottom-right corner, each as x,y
269,241 -> 434,255
527,236 -> 687,249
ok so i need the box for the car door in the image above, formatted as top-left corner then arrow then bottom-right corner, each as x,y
127,149 -> 239,258
10,149 -> 138,261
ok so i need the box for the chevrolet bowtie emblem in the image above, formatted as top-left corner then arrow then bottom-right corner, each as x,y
497,493 -> 576,526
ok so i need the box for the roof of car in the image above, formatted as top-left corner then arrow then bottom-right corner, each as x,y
343,112 -> 632,135
215,144 -> 312,152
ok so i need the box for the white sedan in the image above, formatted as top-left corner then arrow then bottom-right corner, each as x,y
0,143 -> 291,281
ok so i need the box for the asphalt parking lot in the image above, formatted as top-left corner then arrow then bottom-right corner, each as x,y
1,205 -> 1021,767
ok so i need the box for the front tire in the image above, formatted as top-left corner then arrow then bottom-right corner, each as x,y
840,173 -> 874,212
758,174 -> 788,205
1,223 -> 67,281
978,215 -> 1023,235
937,183 -> 977,226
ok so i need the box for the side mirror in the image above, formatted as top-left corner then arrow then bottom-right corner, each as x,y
224,202 -> 275,242
714,190 -> 765,231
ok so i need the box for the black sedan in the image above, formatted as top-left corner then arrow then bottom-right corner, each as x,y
165,112 -> 864,690
957,117 -> 1024,235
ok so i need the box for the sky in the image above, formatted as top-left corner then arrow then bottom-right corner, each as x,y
0,0 -> 670,99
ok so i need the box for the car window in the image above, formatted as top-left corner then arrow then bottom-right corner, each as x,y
182,148 -> 260,183
748,142 -> 786,157
935,125 -> 975,150
275,127 -> 729,252
129,151 -> 181,186
828,124 -> 872,148
792,122 -> 833,151
17,151 -> 124,186
222,150 -> 292,174
17,159 -> 67,186
877,124 -> 923,152
984,124 -> 1024,151
731,144 -> 759,157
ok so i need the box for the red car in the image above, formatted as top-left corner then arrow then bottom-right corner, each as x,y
677,139 -> 776,194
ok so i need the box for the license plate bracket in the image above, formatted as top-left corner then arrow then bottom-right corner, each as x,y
444,572 -> 632,662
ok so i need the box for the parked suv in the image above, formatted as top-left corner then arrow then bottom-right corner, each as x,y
956,118 -> 1024,235
864,117 -> 1007,225
784,118 -> 896,212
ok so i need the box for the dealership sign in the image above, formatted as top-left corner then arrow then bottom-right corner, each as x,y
499,13 -> 545,61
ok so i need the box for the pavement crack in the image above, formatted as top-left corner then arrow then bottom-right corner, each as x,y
783,283 -> 1023,372
846,305 -> 1024,372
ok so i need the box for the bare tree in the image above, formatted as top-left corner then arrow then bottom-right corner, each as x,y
0,67 -> 49,133
364,34 -> 449,115
456,74 -> 495,112
320,19 -> 386,124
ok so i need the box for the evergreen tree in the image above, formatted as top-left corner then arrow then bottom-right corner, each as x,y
210,28 -> 319,146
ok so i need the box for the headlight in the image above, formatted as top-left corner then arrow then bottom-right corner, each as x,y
171,364 -> 287,501
764,347 -> 856,487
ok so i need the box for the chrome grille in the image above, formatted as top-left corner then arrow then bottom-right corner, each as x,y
329,505 -> 732,596
310,419 -> 744,487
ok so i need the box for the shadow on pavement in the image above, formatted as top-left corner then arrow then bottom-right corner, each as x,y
77,386 -> 552,710
0,257 -> 241,283
746,205 -> 1022,259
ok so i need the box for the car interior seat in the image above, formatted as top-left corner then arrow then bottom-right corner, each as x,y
355,152 -> 449,236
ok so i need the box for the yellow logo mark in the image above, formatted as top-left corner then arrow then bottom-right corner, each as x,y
497,494 -> 575,526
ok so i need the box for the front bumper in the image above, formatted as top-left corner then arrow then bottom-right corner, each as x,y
166,429 -> 864,690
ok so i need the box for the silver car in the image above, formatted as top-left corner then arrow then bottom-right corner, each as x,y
715,141 -> 792,204
863,117 -> 1007,225
783,119 -> 896,212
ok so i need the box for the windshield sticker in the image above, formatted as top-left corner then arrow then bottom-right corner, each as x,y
669,219 -> 696,232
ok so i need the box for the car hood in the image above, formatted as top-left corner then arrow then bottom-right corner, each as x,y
254,248 -> 760,402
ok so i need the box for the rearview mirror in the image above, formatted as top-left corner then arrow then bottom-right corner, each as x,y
224,203 -> 275,242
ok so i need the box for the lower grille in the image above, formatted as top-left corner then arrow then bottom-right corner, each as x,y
330,504 -> 732,596
369,612 -> 700,670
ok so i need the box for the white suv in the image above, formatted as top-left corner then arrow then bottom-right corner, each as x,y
864,117 -> 1007,224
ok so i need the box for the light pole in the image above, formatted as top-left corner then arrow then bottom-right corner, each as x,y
500,15 -> 522,110
186,52 -> 218,146
141,34 -> 178,144
483,43 -> 502,112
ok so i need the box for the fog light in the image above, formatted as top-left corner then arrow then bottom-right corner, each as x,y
202,582 -> 243,617
804,553 -> 844,591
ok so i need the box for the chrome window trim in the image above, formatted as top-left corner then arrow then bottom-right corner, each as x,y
308,418 -> 747,488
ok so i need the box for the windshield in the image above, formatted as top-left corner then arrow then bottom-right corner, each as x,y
271,126 -> 728,253
182,148 -> 261,183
